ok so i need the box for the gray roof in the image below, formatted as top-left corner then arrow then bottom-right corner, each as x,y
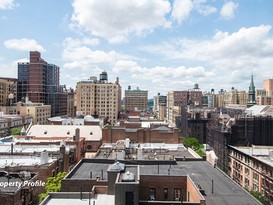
152,126 -> 172,131
109,161 -> 125,171
229,145 -> 273,167
65,159 -> 260,205
245,105 -> 273,116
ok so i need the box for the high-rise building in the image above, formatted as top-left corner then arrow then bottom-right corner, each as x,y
67,88 -> 76,117
153,93 -> 167,120
166,87 -> 203,124
256,78 -> 273,105
18,51 -> 67,117
124,86 -> 148,111
0,77 -> 17,106
76,72 -> 121,124
18,51 -> 47,103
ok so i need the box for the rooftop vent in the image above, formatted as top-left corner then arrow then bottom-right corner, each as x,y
122,171 -> 135,182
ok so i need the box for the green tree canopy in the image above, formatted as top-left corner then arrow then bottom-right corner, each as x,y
39,172 -> 67,203
183,137 -> 201,150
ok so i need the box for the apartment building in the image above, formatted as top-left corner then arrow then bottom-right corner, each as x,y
166,89 -> 202,124
18,51 -> 67,117
76,72 -> 121,125
18,100 -> 51,125
67,88 -> 76,117
228,145 -> 273,204
153,93 -> 167,120
256,78 -> 273,106
0,77 -> 17,106
125,86 -> 148,111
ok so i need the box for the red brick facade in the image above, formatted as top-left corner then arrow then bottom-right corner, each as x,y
102,126 -> 179,144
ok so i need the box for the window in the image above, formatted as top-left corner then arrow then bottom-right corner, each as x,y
164,188 -> 168,200
149,188 -> 156,200
174,188 -> 181,201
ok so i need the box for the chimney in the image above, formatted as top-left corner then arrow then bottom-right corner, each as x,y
74,128 -> 80,142
11,143 -> 14,155
40,150 -> 49,164
59,145 -> 66,172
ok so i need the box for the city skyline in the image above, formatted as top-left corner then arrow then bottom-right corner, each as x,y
1,0 -> 273,97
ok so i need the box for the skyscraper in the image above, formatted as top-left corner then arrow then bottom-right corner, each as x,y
18,51 -> 67,117
18,51 -> 47,103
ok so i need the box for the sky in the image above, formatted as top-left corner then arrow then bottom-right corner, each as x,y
1,0 -> 273,98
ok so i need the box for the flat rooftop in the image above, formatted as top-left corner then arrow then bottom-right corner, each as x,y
0,144 -> 71,154
229,145 -> 273,167
65,159 -> 260,205
0,155 -> 56,168
41,193 -> 114,205
27,125 -> 102,141
98,143 -> 195,160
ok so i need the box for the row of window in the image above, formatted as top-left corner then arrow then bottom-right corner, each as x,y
149,188 -> 182,201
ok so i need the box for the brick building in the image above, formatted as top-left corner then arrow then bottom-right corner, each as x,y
60,159 -> 206,205
228,145 -> 273,204
76,72 -> 121,125
0,171 -> 38,205
102,125 -> 179,144
178,106 -> 215,143
0,77 -> 17,106
18,51 -> 68,117
125,86 -> 148,111
51,157 -> 260,205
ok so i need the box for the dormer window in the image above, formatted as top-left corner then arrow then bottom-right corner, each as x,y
90,131 -> 93,135
67,131 -> 70,135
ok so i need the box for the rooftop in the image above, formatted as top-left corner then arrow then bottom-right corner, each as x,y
229,145 -> 273,167
64,159 -> 260,205
0,155 -> 56,168
245,105 -> 273,116
0,171 -> 37,193
0,144 -> 71,154
40,192 -> 114,205
27,125 -> 102,141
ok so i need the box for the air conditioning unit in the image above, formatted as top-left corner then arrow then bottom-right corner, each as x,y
150,196 -> 155,201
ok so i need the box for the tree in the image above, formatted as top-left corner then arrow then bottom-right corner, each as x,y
11,127 -> 21,136
39,172 -> 67,203
183,137 -> 201,150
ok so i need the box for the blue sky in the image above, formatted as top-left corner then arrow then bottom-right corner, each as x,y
1,0 -> 273,98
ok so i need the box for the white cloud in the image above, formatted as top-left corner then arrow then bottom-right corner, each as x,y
62,37 -> 137,72
82,38 -> 100,46
71,0 -> 171,43
4,38 -> 45,52
139,25 -> 273,91
220,1 -> 238,20
0,0 -> 18,10
196,4 -> 217,16
171,0 -> 193,24
0,58 -> 27,78
171,0 -> 217,24
113,60 -> 214,87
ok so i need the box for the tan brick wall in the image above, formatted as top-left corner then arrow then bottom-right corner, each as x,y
186,176 -> 204,202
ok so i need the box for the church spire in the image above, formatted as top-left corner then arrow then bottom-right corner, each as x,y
247,74 -> 256,107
